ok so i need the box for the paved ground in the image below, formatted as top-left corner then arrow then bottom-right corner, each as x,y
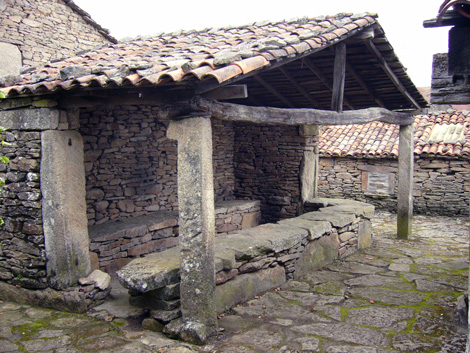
0,212 -> 468,353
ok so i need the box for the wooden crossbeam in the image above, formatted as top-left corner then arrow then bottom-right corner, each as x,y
278,66 -> 321,108
190,96 -> 414,126
364,40 -> 421,109
303,57 -> 355,110
254,75 -> 295,108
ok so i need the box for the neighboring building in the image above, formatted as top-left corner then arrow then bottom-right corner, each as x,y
0,0 -> 116,77
318,109 -> 470,216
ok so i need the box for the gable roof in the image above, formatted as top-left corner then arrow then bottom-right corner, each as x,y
319,110 -> 470,158
1,12 -> 426,111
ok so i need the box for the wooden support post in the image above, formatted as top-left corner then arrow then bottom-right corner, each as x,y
331,42 -> 346,112
167,115 -> 217,344
397,123 -> 414,239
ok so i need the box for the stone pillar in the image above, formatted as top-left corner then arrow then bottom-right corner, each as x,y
397,124 -> 414,239
300,125 -> 321,211
167,115 -> 217,344
41,130 -> 90,289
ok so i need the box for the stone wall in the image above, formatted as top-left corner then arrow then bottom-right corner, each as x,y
234,123 -> 307,223
0,129 -> 45,289
0,0 -> 113,71
80,109 -> 237,225
117,199 -> 374,332
318,156 -> 469,216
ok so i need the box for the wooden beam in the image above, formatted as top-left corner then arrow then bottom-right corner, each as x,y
191,96 -> 414,125
331,42 -> 346,112
201,85 -> 248,100
254,75 -> 295,108
278,66 -> 321,108
303,57 -> 355,110
364,40 -> 421,109
397,124 -> 414,239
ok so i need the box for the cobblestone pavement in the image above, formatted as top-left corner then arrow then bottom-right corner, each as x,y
0,212 -> 468,352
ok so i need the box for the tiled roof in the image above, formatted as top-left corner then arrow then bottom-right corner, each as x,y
319,110 -> 470,158
1,13 -> 377,97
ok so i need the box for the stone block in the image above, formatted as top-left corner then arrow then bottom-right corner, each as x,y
0,42 -> 22,76
0,108 -> 59,130
277,218 -> 331,240
216,265 -> 286,313
357,220 -> 373,249
339,231 -> 356,243
294,231 -> 340,280
241,212 -> 260,229
300,210 -> 356,228
41,130 -> 90,290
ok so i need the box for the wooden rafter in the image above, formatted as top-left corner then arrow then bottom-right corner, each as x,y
364,40 -> 421,109
190,96 -> 414,126
331,42 -> 346,112
302,57 -> 355,110
278,66 -> 321,108
253,74 -> 295,108
345,59 -> 386,107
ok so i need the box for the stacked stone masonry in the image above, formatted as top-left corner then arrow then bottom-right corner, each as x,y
234,124 -> 308,223
117,198 -> 374,330
0,0 -> 112,70
89,200 -> 261,273
318,156 -> 470,216
80,108 -> 237,225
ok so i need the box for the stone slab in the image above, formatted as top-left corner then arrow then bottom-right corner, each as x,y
0,107 -> 59,130
299,210 -> 356,228
277,218 -> 332,240
216,265 -> 286,313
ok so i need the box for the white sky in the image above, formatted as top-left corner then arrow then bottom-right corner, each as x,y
73,0 -> 450,87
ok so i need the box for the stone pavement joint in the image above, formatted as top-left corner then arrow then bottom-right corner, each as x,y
0,212 -> 468,352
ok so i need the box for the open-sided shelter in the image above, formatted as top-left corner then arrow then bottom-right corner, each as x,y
0,12 -> 427,341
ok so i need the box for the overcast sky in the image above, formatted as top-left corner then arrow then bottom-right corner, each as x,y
73,0 -> 450,87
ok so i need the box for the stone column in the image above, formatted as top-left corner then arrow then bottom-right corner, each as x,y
300,125 -> 321,212
167,115 -> 217,344
397,124 -> 414,239
41,130 -> 90,289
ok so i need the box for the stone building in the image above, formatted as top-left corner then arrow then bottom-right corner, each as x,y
0,0 -> 116,77
0,11 -> 427,341
317,109 -> 470,216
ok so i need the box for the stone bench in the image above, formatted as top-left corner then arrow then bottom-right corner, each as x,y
117,198 -> 374,327
89,200 -> 261,272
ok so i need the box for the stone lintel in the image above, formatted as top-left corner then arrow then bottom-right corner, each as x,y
0,107 -> 59,130
397,124 -> 414,239
167,116 -> 217,342
41,130 -> 90,289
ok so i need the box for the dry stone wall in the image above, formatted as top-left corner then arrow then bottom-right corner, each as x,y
318,156 -> 469,216
0,129 -> 45,289
80,108 -> 237,225
0,0 -> 113,70
234,123 -> 306,223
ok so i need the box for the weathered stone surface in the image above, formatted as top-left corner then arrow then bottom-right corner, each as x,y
357,219 -> 373,249
346,306 -> 415,328
79,270 -> 111,290
300,210 -> 356,228
167,116 -> 217,342
277,218 -> 332,240
0,42 -> 22,76
0,108 -> 59,130
350,287 -> 426,305
117,247 -> 180,292
294,231 -> 339,279
41,130 -> 90,290
344,274 -> 401,287
216,265 -> 286,313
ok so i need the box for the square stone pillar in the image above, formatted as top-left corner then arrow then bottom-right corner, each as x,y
41,130 -> 90,289
300,125 -> 321,212
167,115 -> 217,344
397,124 -> 414,239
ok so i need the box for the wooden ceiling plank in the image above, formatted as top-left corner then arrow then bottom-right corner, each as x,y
346,60 -> 386,107
303,57 -> 355,110
253,74 -> 296,108
278,66 -> 321,108
365,40 -> 421,109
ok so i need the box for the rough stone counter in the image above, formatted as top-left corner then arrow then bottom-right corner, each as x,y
117,198 -> 374,332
